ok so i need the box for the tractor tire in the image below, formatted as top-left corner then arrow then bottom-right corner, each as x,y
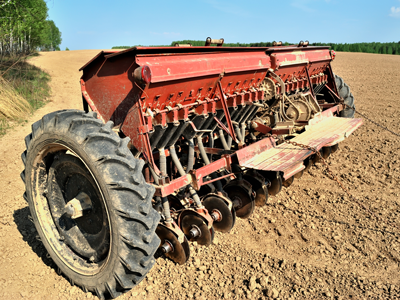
21,110 -> 160,299
334,74 -> 355,118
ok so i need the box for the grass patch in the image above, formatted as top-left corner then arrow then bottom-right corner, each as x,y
2,55 -> 51,109
0,118 -> 10,136
0,54 -> 51,136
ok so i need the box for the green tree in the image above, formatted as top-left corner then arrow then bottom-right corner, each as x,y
0,0 -> 61,55
40,20 -> 62,51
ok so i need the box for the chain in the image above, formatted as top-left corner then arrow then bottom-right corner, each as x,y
267,133 -> 399,232
345,104 -> 400,137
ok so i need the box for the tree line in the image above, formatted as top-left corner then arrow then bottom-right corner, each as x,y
310,42 -> 400,55
113,41 -> 400,55
172,40 -> 400,55
0,0 -> 62,56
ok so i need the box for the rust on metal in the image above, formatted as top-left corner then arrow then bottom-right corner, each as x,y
237,115 -> 363,178
79,42 -> 363,199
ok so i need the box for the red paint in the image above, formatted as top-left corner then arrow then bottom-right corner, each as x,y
80,45 -> 362,195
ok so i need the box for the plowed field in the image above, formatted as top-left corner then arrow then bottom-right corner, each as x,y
0,51 -> 399,300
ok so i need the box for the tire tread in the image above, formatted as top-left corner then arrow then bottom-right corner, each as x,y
334,74 -> 355,118
20,110 -> 159,299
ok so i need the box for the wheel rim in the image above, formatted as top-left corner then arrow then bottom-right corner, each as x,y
31,142 -> 111,276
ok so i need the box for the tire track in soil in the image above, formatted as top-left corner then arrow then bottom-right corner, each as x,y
0,51 -> 400,299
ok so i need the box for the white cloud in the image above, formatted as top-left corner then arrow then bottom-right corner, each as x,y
390,6 -> 400,18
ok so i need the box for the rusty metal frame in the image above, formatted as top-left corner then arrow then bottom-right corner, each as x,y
154,103 -> 357,197
217,81 -> 237,142
79,44 -> 360,199
305,64 -> 316,99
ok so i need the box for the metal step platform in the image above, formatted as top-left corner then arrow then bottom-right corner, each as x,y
236,115 -> 363,179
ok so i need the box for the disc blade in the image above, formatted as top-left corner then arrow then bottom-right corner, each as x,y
294,169 -> 304,179
181,237 -> 190,261
203,196 -> 234,233
156,225 -> 188,265
243,175 -> 268,206
304,157 -> 312,172
268,175 -> 282,196
254,187 -> 268,206
227,187 -> 255,219
331,144 -> 339,153
210,226 -> 215,243
181,215 -> 212,246
231,208 -> 236,227
322,146 -> 331,159
282,176 -> 294,188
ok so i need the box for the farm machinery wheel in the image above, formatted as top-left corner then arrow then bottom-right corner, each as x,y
202,195 -> 235,233
335,74 -> 355,118
224,180 -> 255,219
21,110 -> 160,299
156,224 -> 190,265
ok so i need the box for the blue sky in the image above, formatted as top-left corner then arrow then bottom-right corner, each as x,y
47,0 -> 400,50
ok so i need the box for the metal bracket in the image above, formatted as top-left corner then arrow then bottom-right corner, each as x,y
268,68 -> 285,99
188,121 -> 212,138
217,81 -> 238,143
213,115 -> 231,136
304,64 -> 316,99
137,124 -> 150,134
251,121 -> 272,135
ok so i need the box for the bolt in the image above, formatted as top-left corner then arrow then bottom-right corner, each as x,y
189,225 -> 201,238
232,196 -> 242,209
211,209 -> 222,222
160,240 -> 174,254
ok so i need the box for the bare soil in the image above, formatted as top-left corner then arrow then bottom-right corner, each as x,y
0,50 -> 399,300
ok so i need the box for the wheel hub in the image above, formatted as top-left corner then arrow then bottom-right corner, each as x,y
156,224 -> 190,265
45,152 -> 110,264
64,192 -> 93,219
180,214 -> 213,246
203,195 -> 235,232
210,209 -> 222,222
